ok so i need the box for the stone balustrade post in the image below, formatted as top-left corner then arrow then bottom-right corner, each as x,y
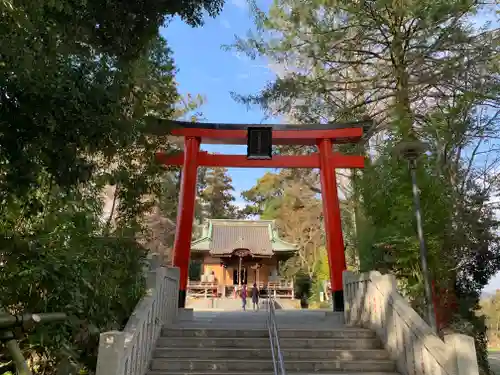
95,331 -> 126,375
96,258 -> 180,375
444,334 -> 480,375
342,269 -> 481,375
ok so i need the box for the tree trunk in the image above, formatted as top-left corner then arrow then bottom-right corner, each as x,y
105,183 -> 120,231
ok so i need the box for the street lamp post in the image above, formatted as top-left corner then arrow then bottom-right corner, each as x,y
395,140 -> 438,333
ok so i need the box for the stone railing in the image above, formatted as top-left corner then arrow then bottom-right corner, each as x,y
343,270 -> 479,375
95,255 -> 179,375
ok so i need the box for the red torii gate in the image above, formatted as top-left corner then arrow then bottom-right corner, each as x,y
156,120 -> 368,311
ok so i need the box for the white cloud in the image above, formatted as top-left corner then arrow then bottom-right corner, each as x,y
237,73 -> 250,79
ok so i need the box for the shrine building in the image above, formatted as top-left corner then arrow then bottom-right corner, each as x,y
188,219 -> 298,299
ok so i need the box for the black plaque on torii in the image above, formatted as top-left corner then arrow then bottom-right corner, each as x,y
247,127 -> 272,160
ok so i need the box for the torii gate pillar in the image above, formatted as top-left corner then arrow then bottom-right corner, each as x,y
318,138 -> 346,311
172,136 -> 200,307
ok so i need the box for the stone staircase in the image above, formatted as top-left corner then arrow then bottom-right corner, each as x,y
147,310 -> 399,375
95,265 -> 479,375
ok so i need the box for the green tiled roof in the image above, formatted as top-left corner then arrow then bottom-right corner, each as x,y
191,219 -> 298,257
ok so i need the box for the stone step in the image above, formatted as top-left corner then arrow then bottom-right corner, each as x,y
189,311 -> 343,319
161,328 -> 375,339
178,318 -> 341,322
178,319 -> 342,324
187,298 -> 282,310
148,373 -> 399,375
156,337 -> 381,349
179,321 -> 343,327
180,313 -> 344,323
154,348 -> 389,360
179,318 -> 343,324
175,324 -> 345,330
150,359 -> 396,373
183,312 -> 344,326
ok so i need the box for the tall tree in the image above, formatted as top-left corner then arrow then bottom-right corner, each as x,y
0,0 -> 224,372
200,167 -> 241,219
0,34 -> 178,371
276,181 -> 324,279
229,0 -> 497,136
226,0 -> 499,206
0,0 -> 225,198
241,172 -> 285,217
195,167 -> 209,230
353,116 -> 500,374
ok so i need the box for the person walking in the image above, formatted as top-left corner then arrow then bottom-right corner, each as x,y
241,284 -> 248,311
251,283 -> 259,311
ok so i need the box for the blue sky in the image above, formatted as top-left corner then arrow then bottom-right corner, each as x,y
161,2 -> 500,292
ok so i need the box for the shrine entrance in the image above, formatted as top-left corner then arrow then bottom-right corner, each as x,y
156,120 -> 369,311
230,248 -> 251,286
232,268 -> 247,285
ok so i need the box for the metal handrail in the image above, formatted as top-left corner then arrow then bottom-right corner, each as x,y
266,295 -> 286,375
0,312 -> 67,375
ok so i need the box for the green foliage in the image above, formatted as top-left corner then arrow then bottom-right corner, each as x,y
160,170 -> 182,223
0,0 -> 220,372
308,248 -> 330,303
0,0 -> 223,197
355,133 -> 500,374
293,272 -> 312,302
356,143 -> 450,293
2,0 -> 224,61
189,260 -> 203,281
240,172 -> 284,217
0,175 -> 148,371
227,0 -> 496,136
199,167 -> 241,220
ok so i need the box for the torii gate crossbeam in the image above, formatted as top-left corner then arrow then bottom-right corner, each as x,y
155,121 -> 368,311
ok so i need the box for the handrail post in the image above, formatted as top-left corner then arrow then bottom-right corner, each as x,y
96,260 -> 180,375
267,294 -> 286,375
444,334 -> 480,375
96,331 -> 126,375
343,269 -> 481,375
